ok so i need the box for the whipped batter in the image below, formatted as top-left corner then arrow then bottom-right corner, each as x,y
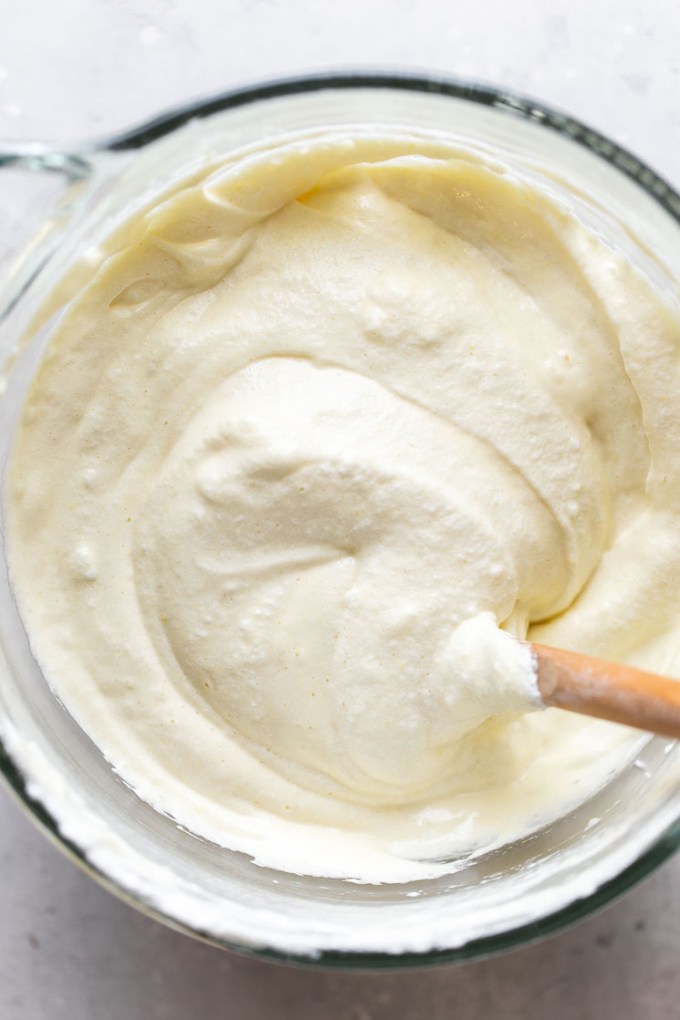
7,132 -> 680,882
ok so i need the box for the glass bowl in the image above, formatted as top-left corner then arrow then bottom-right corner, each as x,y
2,71 -> 680,968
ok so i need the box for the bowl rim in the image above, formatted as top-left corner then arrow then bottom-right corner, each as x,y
2,68 -> 680,969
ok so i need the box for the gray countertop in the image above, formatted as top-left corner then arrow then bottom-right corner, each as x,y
2,1 -> 680,1015
3,789 -> 680,1019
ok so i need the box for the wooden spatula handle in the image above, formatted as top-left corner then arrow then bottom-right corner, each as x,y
532,643 -> 680,739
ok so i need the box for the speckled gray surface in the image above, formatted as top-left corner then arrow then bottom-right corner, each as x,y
1,1 -> 680,1016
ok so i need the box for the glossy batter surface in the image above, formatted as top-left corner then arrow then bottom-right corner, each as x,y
8,133 -> 680,881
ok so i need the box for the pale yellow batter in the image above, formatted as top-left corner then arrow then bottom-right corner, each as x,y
7,133 -> 680,881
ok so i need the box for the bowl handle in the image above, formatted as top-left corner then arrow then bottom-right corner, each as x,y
0,144 -> 94,334
0,144 -> 90,178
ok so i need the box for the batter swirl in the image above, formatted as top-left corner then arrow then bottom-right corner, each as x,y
7,133 -> 680,880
